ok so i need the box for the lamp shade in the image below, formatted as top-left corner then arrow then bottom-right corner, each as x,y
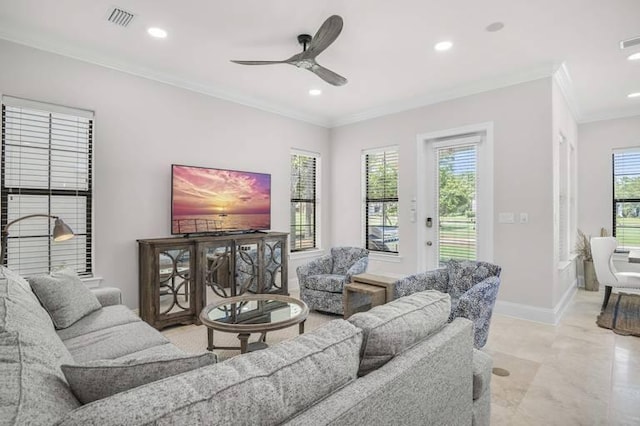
52,218 -> 74,242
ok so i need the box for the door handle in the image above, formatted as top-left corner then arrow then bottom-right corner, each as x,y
426,241 -> 433,246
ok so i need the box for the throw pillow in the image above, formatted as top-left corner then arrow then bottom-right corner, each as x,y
61,352 -> 218,404
347,290 -> 450,376
27,268 -> 102,329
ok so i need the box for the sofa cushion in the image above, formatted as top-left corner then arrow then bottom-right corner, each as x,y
304,274 -> 346,292
57,320 -> 363,426
348,290 -> 451,376
63,321 -> 170,363
62,352 -> 218,404
57,305 -> 141,341
446,260 -> 500,300
0,266 -> 40,305
27,268 -> 102,329
114,343 -> 187,362
1,272 -> 81,425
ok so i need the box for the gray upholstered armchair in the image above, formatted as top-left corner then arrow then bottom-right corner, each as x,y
394,260 -> 501,348
297,247 -> 369,315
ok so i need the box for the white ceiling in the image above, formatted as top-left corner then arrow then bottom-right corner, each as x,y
0,0 -> 639,127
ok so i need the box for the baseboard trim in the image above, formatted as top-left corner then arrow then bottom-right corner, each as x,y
493,281 -> 577,325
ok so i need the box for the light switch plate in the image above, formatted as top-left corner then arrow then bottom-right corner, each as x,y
520,213 -> 529,224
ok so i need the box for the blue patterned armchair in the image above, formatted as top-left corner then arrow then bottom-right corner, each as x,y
394,260 -> 501,348
297,247 -> 369,315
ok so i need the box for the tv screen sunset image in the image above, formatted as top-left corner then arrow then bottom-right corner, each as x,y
172,165 -> 271,234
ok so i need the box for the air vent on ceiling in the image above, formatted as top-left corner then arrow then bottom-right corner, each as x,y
107,7 -> 135,27
620,36 -> 640,50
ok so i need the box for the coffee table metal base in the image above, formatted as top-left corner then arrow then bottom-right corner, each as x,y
207,321 -> 306,354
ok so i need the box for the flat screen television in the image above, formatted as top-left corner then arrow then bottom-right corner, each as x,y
171,164 -> 271,234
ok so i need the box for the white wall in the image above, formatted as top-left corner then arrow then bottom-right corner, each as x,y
578,115 -> 640,236
0,39 -> 330,308
551,78 -> 579,310
330,78 -> 557,312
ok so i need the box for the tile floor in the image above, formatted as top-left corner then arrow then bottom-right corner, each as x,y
486,288 -> 640,425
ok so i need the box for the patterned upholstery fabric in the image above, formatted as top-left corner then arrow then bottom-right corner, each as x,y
392,260 -> 501,348
297,247 -> 369,315
331,247 -> 369,275
303,274 -> 348,293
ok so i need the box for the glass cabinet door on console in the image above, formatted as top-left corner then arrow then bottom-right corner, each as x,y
138,232 -> 289,330
201,241 -> 234,304
138,241 -> 198,330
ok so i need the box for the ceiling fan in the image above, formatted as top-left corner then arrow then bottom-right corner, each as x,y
231,15 -> 347,86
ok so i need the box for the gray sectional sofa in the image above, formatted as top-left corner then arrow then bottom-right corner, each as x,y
0,266 -> 492,425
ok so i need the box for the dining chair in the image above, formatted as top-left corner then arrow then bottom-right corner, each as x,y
590,236 -> 640,310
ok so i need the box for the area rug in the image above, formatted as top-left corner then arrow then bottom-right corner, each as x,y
596,292 -> 640,337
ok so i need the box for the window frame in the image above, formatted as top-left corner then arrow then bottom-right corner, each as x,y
362,146 -> 399,255
612,147 -> 640,252
290,150 -> 320,252
1,95 -> 94,276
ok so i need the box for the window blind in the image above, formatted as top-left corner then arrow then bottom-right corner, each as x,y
437,144 -> 477,263
1,97 -> 93,276
290,152 -> 317,251
613,149 -> 640,250
364,148 -> 399,253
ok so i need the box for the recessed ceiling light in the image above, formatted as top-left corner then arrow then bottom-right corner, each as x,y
486,22 -> 505,32
147,27 -> 167,39
628,52 -> 640,61
434,41 -> 453,52
628,92 -> 640,98
309,89 -> 322,96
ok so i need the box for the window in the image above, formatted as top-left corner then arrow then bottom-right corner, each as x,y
613,148 -> 640,250
290,151 -> 318,251
363,147 -> 399,253
1,96 -> 93,276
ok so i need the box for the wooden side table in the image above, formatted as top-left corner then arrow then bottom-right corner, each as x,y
343,282 -> 386,319
351,273 -> 401,303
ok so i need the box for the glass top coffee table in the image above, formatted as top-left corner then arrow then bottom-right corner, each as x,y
199,294 -> 309,354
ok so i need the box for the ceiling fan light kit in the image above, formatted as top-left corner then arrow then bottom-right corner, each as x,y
231,15 -> 348,86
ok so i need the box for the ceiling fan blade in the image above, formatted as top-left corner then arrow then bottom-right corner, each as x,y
310,64 -> 347,86
230,60 -> 286,65
302,15 -> 343,59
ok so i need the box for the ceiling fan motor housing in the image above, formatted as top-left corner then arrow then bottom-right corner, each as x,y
297,34 -> 312,50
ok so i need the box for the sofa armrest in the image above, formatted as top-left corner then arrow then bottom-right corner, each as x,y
393,268 -> 448,299
472,349 -> 492,401
91,287 -> 122,307
455,276 -> 500,348
345,257 -> 369,283
296,254 -> 333,282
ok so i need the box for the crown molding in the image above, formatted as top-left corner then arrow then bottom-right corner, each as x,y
579,107 -> 640,124
330,64 -> 558,127
0,30 -> 332,128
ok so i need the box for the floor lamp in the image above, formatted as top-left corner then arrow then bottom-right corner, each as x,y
1,214 -> 75,266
